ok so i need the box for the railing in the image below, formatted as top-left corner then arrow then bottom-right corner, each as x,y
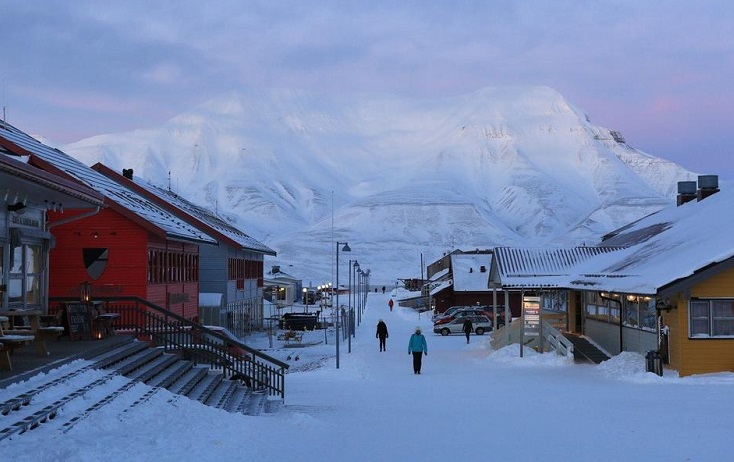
489,318 -> 523,350
490,319 -> 574,358
542,322 -> 574,357
49,296 -> 289,399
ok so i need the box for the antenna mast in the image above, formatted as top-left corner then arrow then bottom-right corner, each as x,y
2,78 -> 6,128
167,171 -> 171,191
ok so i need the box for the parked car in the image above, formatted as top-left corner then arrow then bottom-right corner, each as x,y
432,305 -> 471,322
433,315 -> 493,336
434,307 -> 492,326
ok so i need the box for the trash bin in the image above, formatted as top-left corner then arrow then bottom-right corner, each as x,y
645,350 -> 663,376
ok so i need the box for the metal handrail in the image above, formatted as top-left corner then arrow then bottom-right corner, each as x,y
49,296 -> 289,398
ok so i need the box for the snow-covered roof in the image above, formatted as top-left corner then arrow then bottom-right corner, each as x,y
450,253 -> 492,291
94,164 -> 275,256
491,246 -> 621,288
0,122 -> 217,245
0,152 -> 104,209
429,279 -> 452,296
494,188 -> 734,296
429,267 -> 450,282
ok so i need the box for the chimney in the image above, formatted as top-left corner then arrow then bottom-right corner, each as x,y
676,181 -> 697,206
697,175 -> 719,201
122,168 -> 134,180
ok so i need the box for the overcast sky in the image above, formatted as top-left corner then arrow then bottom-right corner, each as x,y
2,1 -> 733,179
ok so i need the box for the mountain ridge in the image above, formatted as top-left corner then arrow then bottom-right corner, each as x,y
62,85 -> 696,284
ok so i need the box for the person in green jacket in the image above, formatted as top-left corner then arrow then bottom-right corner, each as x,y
408,327 -> 428,374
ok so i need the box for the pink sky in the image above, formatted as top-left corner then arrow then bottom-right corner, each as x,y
2,1 -> 732,179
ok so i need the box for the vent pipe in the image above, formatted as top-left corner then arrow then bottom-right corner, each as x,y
697,175 -> 719,201
676,181 -> 697,206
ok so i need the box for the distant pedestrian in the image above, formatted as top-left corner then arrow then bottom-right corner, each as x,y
408,326 -> 428,374
462,318 -> 473,344
381,286 -> 386,294
376,319 -> 389,351
388,298 -> 394,311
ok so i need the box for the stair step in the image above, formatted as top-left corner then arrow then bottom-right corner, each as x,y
223,386 -> 249,413
128,353 -> 179,383
188,372 -> 223,403
107,348 -> 164,375
92,341 -> 150,369
168,366 -> 209,396
204,380 -> 238,408
241,391 -> 267,416
147,360 -> 192,389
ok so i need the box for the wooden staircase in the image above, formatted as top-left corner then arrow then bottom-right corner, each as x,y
0,338 -> 281,441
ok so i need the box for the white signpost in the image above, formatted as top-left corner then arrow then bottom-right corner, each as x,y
521,296 -> 541,358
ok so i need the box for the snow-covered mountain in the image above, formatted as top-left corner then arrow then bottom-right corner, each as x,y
62,86 -> 696,285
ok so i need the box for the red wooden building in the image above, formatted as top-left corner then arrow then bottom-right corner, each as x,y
0,123 -> 217,319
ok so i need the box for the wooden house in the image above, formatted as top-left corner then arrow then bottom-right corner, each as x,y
491,176 -> 734,377
0,122 -> 217,320
93,164 -> 277,335
0,141 -> 104,311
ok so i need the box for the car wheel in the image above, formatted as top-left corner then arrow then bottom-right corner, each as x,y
475,327 -> 485,335
441,328 -> 450,336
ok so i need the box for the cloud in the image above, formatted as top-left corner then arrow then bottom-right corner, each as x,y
1,0 -> 734,178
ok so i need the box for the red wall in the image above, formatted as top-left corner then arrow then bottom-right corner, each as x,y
48,207 -> 200,319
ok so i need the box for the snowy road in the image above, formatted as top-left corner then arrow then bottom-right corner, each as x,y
1,291 -> 733,461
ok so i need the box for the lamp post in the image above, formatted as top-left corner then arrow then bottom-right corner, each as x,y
353,261 -> 360,328
302,287 -> 309,313
335,241 -> 351,368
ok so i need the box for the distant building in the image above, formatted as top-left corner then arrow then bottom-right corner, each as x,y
94,164 -> 276,336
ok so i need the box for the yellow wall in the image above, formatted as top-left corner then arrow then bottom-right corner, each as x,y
664,266 -> 734,377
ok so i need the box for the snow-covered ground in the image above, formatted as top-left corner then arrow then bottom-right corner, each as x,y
2,292 -> 733,461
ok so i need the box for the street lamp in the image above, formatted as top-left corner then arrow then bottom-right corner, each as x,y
335,242 -> 350,368
353,261 -> 360,328
302,287 -> 309,313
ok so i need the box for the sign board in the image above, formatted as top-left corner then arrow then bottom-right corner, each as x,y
522,296 -> 541,337
65,303 -> 93,340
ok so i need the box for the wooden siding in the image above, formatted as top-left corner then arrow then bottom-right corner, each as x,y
667,267 -> 734,377
49,208 -> 201,320
147,237 -> 200,319
49,208 -> 148,299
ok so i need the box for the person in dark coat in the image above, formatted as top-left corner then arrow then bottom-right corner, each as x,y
376,319 -> 389,351
462,317 -> 473,344
408,327 -> 428,374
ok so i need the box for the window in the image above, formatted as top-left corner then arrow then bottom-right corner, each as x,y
542,291 -> 568,313
690,299 -> 734,337
7,243 -> 42,308
622,297 -> 656,330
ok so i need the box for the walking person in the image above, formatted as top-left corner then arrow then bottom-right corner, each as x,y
408,327 -> 428,374
376,319 -> 389,352
388,298 -> 394,311
462,317 -> 473,344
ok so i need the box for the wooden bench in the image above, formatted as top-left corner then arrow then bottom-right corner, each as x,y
0,334 -> 35,370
